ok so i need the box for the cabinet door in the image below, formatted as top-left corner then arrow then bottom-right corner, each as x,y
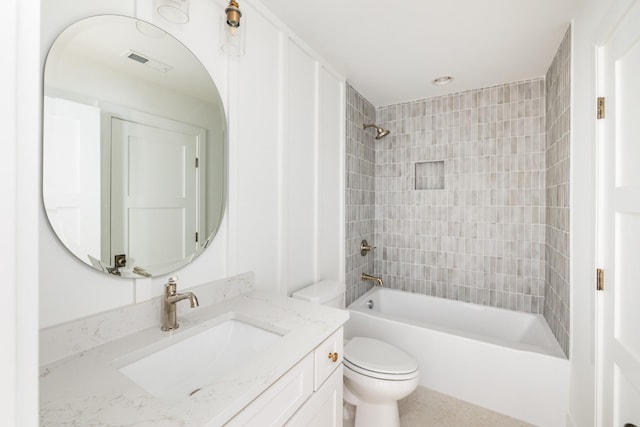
225,354 -> 313,426
314,328 -> 343,390
285,365 -> 343,427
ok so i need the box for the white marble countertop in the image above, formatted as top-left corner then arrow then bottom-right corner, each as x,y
40,291 -> 349,426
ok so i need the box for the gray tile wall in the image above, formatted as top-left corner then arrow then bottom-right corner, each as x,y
374,79 -> 547,314
345,84 -> 377,305
544,27 -> 571,356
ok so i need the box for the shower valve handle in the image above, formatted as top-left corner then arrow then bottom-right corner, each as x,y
360,239 -> 376,256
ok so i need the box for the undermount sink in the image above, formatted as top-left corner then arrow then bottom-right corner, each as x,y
115,314 -> 285,402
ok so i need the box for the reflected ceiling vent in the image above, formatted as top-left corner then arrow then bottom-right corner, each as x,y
127,52 -> 149,64
123,50 -> 173,73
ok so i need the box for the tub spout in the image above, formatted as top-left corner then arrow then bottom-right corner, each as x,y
361,273 -> 384,287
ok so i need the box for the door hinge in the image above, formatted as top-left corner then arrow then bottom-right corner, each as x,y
195,232 -> 199,242
597,268 -> 605,291
597,97 -> 605,120
195,157 -> 199,168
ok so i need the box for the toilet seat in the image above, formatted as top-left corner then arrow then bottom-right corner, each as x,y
344,337 -> 419,381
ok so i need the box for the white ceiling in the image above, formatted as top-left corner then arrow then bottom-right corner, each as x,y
261,0 -> 578,107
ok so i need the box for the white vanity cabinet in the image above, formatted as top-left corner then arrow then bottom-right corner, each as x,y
227,328 -> 344,427
285,366 -> 343,427
224,353 -> 315,426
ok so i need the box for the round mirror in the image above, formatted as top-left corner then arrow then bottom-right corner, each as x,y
43,15 -> 227,278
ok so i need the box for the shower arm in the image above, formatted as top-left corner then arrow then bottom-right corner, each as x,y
362,123 -> 390,139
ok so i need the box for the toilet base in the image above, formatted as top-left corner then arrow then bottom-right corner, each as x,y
343,380 -> 403,427
353,401 -> 400,427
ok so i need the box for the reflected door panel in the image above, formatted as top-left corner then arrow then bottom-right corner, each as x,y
110,118 -> 199,272
43,96 -> 101,261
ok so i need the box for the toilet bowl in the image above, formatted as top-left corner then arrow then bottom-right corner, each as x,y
291,281 -> 420,427
342,337 -> 419,427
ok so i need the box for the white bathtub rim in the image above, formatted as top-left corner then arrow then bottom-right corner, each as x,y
348,288 -> 566,360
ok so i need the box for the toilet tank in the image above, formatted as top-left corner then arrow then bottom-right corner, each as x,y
291,280 -> 345,308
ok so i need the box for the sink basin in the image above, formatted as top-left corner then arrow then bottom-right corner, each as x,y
115,314 -> 284,402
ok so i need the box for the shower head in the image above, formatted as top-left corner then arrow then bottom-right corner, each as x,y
363,123 -> 390,140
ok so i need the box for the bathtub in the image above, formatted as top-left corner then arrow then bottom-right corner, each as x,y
345,287 -> 569,427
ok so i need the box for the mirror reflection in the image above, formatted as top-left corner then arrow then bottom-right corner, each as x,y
43,15 -> 227,278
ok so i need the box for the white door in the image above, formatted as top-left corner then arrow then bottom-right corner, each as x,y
597,1 -> 640,425
110,117 -> 199,272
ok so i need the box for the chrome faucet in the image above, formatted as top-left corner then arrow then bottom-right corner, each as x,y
361,273 -> 384,287
161,276 -> 199,331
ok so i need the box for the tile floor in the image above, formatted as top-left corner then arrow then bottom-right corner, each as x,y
344,386 -> 534,427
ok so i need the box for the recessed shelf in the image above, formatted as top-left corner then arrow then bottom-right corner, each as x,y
415,161 -> 445,190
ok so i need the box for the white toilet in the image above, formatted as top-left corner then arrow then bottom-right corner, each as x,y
292,281 -> 419,427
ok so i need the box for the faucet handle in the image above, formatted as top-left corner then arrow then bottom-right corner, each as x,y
165,276 -> 178,294
360,239 -> 376,256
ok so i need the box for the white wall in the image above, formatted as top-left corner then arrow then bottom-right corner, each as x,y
318,67 -> 346,282
2,0 -> 40,425
38,0 -> 345,327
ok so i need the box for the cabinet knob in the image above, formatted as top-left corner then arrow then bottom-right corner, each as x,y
328,352 -> 339,363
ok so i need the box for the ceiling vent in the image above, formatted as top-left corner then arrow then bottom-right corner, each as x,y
124,50 -> 173,73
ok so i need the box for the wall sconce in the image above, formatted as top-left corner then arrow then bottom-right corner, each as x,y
221,0 -> 246,56
225,0 -> 242,27
157,0 -> 190,24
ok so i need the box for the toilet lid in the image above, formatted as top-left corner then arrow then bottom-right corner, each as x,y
344,337 -> 418,375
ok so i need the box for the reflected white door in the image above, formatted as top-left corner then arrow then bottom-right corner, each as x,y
110,118 -> 199,272
43,96 -> 101,261
598,1 -> 640,425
